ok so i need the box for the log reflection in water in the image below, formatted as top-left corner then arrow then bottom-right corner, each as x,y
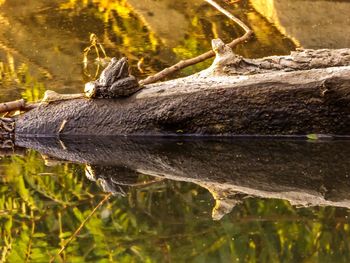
15,137 -> 350,220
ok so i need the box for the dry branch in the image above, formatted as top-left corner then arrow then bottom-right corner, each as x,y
0,99 -> 25,114
139,0 -> 253,85
0,99 -> 39,114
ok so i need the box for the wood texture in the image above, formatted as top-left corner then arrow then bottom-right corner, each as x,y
14,48 -> 350,137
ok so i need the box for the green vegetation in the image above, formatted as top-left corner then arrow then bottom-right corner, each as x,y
0,55 -> 46,103
1,151 -> 350,262
59,0 -> 295,78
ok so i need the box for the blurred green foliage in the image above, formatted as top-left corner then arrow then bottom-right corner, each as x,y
1,150 -> 350,262
58,0 -> 294,80
0,55 -> 46,103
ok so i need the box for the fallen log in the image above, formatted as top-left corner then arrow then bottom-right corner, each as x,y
8,43 -> 350,136
13,45 -> 350,137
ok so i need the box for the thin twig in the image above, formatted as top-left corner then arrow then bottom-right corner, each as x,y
139,0 -> 252,86
0,99 -> 25,114
23,102 -> 40,111
0,100 -> 39,114
50,193 -> 112,262
206,0 -> 251,33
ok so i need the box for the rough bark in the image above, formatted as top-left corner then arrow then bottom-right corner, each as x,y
15,48 -> 350,137
15,136 -> 350,219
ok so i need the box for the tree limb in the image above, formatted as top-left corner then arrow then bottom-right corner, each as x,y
138,0 -> 253,85
0,99 -> 25,114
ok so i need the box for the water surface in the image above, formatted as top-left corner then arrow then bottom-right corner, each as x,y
1,0 -> 350,262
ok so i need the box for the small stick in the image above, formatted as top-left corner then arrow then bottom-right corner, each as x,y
206,0 -> 251,33
0,117 -> 13,123
23,102 -> 40,111
0,100 -> 39,115
0,99 -> 25,114
51,193 -> 112,262
58,119 -> 68,134
0,90 -> 85,116
139,0 -> 252,86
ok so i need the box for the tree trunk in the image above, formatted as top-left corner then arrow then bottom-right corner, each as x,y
15,48 -> 350,137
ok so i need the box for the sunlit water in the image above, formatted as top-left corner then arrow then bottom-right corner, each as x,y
1,0 -> 350,262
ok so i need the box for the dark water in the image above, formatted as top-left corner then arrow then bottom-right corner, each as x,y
1,0 -> 350,262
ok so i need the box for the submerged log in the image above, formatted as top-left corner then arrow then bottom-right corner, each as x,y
14,45 -> 350,137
